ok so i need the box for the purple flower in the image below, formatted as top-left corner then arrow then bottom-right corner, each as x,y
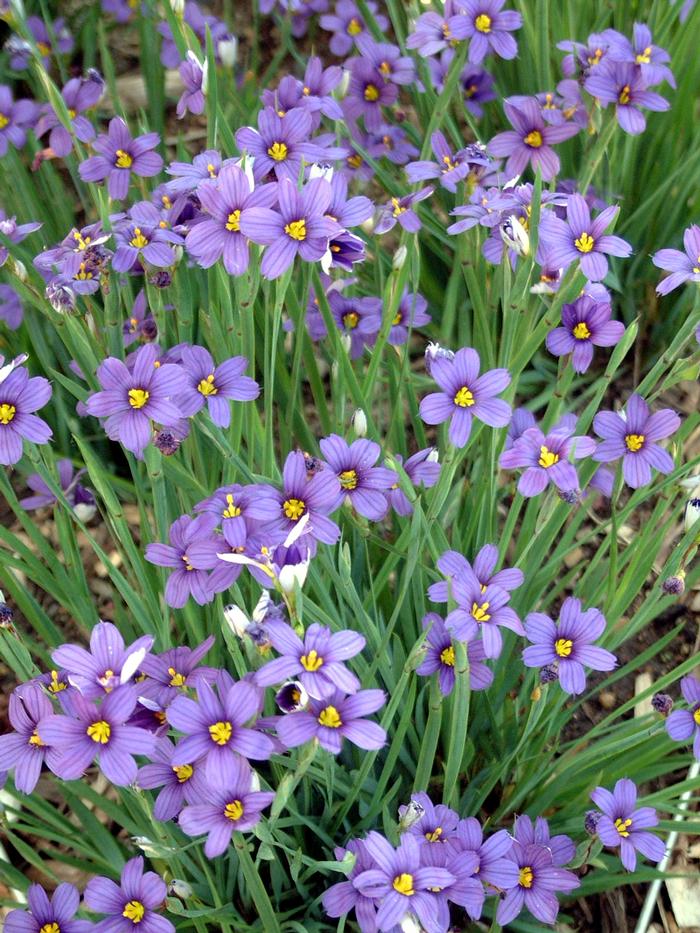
406,132 -> 479,193
265,450 -> 341,545
85,343 -> 185,458
417,615 -> 494,695
136,735 -> 208,821
512,814 -> 576,866
523,598 -> 617,694
461,0 -> 522,64
297,57 -> 344,121
240,177 -> 339,279
375,187 -> 434,235
20,458 -> 94,515
352,831 -> 454,931
488,97 -> 579,181
592,394 -> 680,488
590,778 -> 666,871
4,883 -> 91,933
461,65 -> 497,117
603,23 -> 675,88
145,514 -> 223,608
429,543 -> 524,603
400,793 -> 460,845
323,839 -> 380,930
167,678 -> 274,783
79,117 -> 163,201
666,675 -> 700,759
546,294 -> 625,372
35,73 -> 103,157
0,684 -> 64,794
450,817 -> 520,892
354,34 -> 416,87
0,363 -> 52,466
585,61 -> 670,135
38,685 -> 155,786
344,59 -> 399,133
165,149 -> 236,195
137,635 -> 217,708
0,284 -> 23,330
387,447 -> 440,516
0,85 -> 38,156
0,210 -> 42,267
328,291 -> 382,358
177,52 -> 205,118
9,16 -> 73,69
255,620 -> 365,698
195,482 -> 280,546
52,621 -> 153,699
653,224 -> 700,295
419,346 -> 512,448
326,172 -> 374,229
186,164 -> 278,275
178,346 -> 259,428
84,856 -> 174,932
235,107 -> 329,183
275,688 -> 385,754
496,840 -> 580,925
319,0 -> 388,56
499,421 -> 596,496
406,3 -> 470,58
446,572 -> 524,659
178,757 -> 275,856
319,434 -> 396,521
123,289 -> 156,346
112,202 -> 182,272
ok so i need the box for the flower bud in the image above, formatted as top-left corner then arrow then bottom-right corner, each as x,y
153,430 -> 181,456
168,879 -> 193,899
218,36 -> 238,68
651,692 -> 674,715
46,281 -> 76,314
169,0 -> 185,15
426,448 -> 439,463
11,258 -> 27,282
0,602 -> 14,628
500,215 -> 530,257
398,797 -> 426,831
309,162 -> 334,181
540,664 -> 559,684
393,244 -> 407,270
558,487 -> 581,505
275,680 -> 309,713
352,408 -> 367,438
584,810 -> 601,835
424,342 -> 454,376
223,603 -> 250,638
685,498 -> 700,532
662,572 -> 685,596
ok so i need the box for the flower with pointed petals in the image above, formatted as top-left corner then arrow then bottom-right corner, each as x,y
344,59 -> 399,132
450,817 -> 520,894
375,187 -> 434,235
585,61 -> 670,135
446,571 -> 524,659
235,107 -> 337,183
35,73 -> 103,157
177,51 -> 206,118
52,621 -> 153,699
79,117 -> 163,201
0,210 -> 42,267
499,422 -> 596,497
4,882 -> 91,933
255,621 -> 365,699
496,840 -> 579,926
266,449 -> 341,545
165,149 -> 236,195
546,295 -> 625,373
328,291 -> 382,358
603,23 -> 675,88
167,678 -> 274,783
84,856 -> 174,932
0,363 -> 52,466
112,202 -> 183,272
592,394 -> 680,488
136,735 -> 209,821
194,482 -> 280,546
429,544 -> 524,603
461,64 -> 497,117
319,0 -> 389,57
319,434 -> 396,521
461,0 -> 522,64
0,85 -> 38,157
387,448 -> 440,516
275,688 -> 385,754
488,97 -> 580,181
590,778 -> 666,871
416,613 -> 494,695
37,685 -> 155,786
419,346 -> 512,448
406,2 -> 470,58
355,34 -> 416,87
297,56 -> 344,121
652,224 -> 700,295
178,346 -> 259,428
145,514 -> 223,608
406,132 -> 479,193
323,839 -> 381,930
0,284 -> 22,330
399,793 -> 460,846
665,675 -> 700,759
512,815 -> 576,866
389,290 -> 431,346
138,635 -> 217,707
20,458 -> 94,514
8,15 -> 73,69
0,684 -> 65,794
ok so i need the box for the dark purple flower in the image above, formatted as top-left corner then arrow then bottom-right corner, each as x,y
406,2 -> 470,57
446,571 -> 524,659
387,448 -> 440,516
35,73 -> 103,157
167,678 -> 274,783
136,735 -> 208,821
0,363 -> 52,466
52,621 -> 153,699
585,61 -> 670,135
145,514 -> 223,608
344,59 -> 399,132
461,64 -> 497,117
375,187 -> 434,235
79,117 -> 163,200
4,882 -> 91,933
499,422 -> 596,496
419,346 -> 512,447
591,778 -> 666,871
0,86 -> 38,156
177,52 -> 205,118
488,97 -> 579,181
84,856 -> 174,932
255,620 -> 364,698
328,291 -> 382,358
38,686 -> 155,786
666,675 -> 700,759
653,224 -> 700,295
592,394 -> 680,488
0,684 -> 64,794
85,343 -> 185,458
178,757 -> 275,856
240,177 -> 340,279
178,346 -> 258,428
185,165 -> 278,275
558,33 -> 611,80
0,284 -> 22,330
496,840 -> 580,925
319,0 -> 388,56
546,295 -> 625,372
319,434 -> 396,521
275,688 -> 386,754
461,0 -> 522,64
429,543 -> 524,603
450,817 -> 520,892
417,614 -> 494,695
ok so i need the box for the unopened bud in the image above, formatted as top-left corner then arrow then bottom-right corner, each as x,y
584,810 -> 601,835
223,603 -> 250,638
275,680 -> 308,713
309,162 -> 334,181
393,244 -> 407,270
426,448 -> 439,463
169,0 -> 185,15
11,258 -> 27,282
684,498 -> 700,532
398,797 -> 426,831
424,342 -> 454,377
651,692 -> 674,715
153,430 -> 180,456
168,879 -> 193,899
500,215 -> 530,257
662,572 -> 685,596
0,602 -> 14,628
352,408 -> 367,437
46,281 -> 76,313
218,36 -> 238,68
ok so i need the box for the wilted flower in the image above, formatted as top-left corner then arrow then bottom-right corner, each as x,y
651,692 -> 674,715
177,51 -> 206,118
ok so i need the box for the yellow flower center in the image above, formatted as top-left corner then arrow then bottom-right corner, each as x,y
197,373 -> 218,396
172,763 -> 193,782
130,227 -> 149,249
442,154 -> 457,173
392,873 -> 415,896
693,708 -> 700,726
115,149 -> 133,168
471,601 -> 491,623
181,554 -> 194,572
168,667 -> 186,687
618,85 -> 631,105
625,433 -> 645,452
347,16 -> 363,35
75,262 -> 92,280
615,817 -> 632,838
573,321 -> 591,340
554,638 -> 573,657
343,311 -> 359,329
226,209 -> 241,232
538,446 -> 560,468
128,388 -> 150,409
339,469 -> 358,490
0,403 -> 16,425
29,728 -> 45,747
475,13 -> 492,32
283,497 -> 305,520
519,866 -> 534,888
524,130 -> 543,148
87,720 -> 111,744
347,153 -> 363,169
122,900 -> 145,923
39,924 -> 61,933
425,827 -> 443,842
391,197 -> 406,217
209,720 -> 233,745
48,670 -> 66,693
575,232 -> 595,253
636,47 -> 652,64
0,113 -> 9,129
37,41 -> 51,56
588,48 -> 603,66
440,645 -> 455,666
454,386 -> 475,408
300,649 -> 324,672
223,493 -> 242,518
224,799 -> 244,821
392,309 -> 403,326
318,705 -> 342,728
267,141 -> 288,162
285,219 -> 307,241
364,84 -> 380,102
379,61 -> 392,76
